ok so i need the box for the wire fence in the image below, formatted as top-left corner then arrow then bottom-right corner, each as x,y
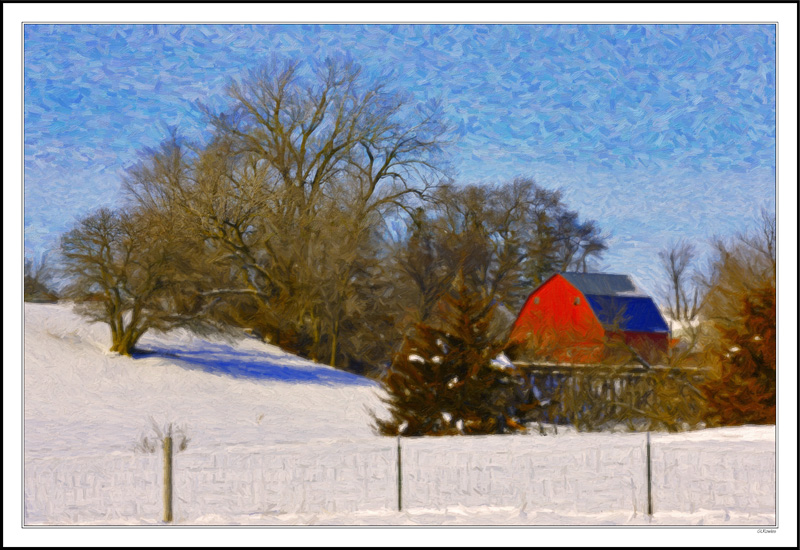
24,428 -> 775,524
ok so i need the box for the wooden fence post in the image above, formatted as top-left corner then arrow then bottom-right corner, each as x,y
163,435 -> 173,523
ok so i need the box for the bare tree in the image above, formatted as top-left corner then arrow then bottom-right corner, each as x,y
122,58 -> 449,370
658,240 -> 701,324
738,208 -> 776,278
700,209 -> 776,332
395,178 -> 608,325
204,58 -> 448,219
551,211 -> 608,274
60,207 -> 200,355
24,253 -> 58,303
394,208 -> 454,326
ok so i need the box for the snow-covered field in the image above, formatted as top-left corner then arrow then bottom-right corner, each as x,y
22,303 -> 777,526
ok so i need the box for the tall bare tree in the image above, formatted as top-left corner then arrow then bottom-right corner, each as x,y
123,58 -> 450,369
658,240 -> 701,324
204,58 -> 447,219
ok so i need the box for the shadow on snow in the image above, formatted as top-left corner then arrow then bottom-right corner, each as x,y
132,342 -> 374,387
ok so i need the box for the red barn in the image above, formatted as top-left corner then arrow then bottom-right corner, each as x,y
509,272 -> 670,364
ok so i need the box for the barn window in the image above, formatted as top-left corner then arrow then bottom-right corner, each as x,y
533,297 -> 540,305
573,297 -> 580,305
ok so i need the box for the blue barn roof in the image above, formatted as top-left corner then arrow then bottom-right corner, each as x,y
584,294 -> 670,333
560,272 -> 645,296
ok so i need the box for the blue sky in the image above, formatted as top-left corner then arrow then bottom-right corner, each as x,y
23,24 -> 776,299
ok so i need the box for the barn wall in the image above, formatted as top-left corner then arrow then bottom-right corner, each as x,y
622,331 -> 668,350
610,331 -> 669,363
509,275 -> 605,363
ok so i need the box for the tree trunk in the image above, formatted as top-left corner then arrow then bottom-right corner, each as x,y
110,324 -> 142,356
110,340 -> 132,356
310,314 -> 321,362
329,320 -> 338,368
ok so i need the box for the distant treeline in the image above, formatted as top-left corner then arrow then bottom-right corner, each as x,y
55,57 -> 606,370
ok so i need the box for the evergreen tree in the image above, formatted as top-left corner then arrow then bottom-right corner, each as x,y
702,279 -> 776,426
698,211 -> 776,427
376,274 -> 526,436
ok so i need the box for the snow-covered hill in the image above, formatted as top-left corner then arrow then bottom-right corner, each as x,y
24,303 -> 387,461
